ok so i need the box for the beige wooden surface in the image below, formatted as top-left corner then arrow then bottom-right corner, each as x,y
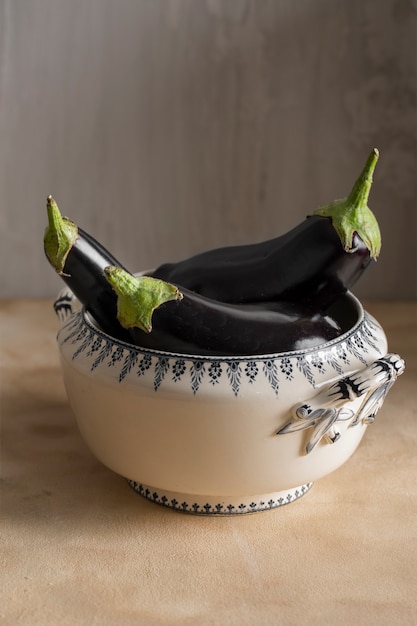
1,298 -> 416,625
0,0 -> 416,300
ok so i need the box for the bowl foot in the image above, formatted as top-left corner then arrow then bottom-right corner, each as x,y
127,481 -> 313,515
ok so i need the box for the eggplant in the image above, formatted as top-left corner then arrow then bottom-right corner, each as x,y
44,198 -> 341,356
104,266 -> 343,356
151,149 -> 381,311
44,196 -> 132,341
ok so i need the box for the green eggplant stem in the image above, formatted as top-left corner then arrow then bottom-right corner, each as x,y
312,148 -> 381,259
44,196 -> 78,274
104,265 -> 183,333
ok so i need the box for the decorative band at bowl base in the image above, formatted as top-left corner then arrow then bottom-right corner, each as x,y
127,481 -> 313,515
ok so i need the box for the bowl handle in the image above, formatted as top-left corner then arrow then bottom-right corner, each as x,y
53,287 -> 81,326
277,353 -> 405,454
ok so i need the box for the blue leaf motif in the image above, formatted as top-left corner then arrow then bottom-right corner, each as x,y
154,357 -> 170,390
226,361 -> 241,397
190,361 -> 205,394
296,356 -> 315,387
119,350 -> 139,382
72,327 -> 94,360
263,360 -> 279,395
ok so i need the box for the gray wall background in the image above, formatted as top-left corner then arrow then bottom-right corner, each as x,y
0,0 -> 416,300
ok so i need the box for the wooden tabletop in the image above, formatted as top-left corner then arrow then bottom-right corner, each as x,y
1,299 -> 416,626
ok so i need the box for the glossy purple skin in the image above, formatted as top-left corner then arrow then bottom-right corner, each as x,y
47,226 -> 343,355
151,216 -> 372,312
127,285 -> 343,356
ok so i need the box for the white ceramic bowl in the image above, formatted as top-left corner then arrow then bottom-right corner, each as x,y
54,287 -> 405,515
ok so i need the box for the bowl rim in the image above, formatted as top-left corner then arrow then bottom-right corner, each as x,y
72,291 -> 367,363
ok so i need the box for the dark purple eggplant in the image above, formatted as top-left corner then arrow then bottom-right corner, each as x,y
151,149 -> 381,311
104,266 -> 343,356
43,197 -> 341,356
44,196 -> 132,341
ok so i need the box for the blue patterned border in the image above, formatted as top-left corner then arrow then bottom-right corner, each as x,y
128,481 -> 313,514
57,305 -> 383,397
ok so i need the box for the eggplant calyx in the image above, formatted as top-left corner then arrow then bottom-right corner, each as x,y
104,266 -> 183,333
312,148 -> 381,260
44,196 -> 78,274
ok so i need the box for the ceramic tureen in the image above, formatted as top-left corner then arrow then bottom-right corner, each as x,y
54,287 -> 404,515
